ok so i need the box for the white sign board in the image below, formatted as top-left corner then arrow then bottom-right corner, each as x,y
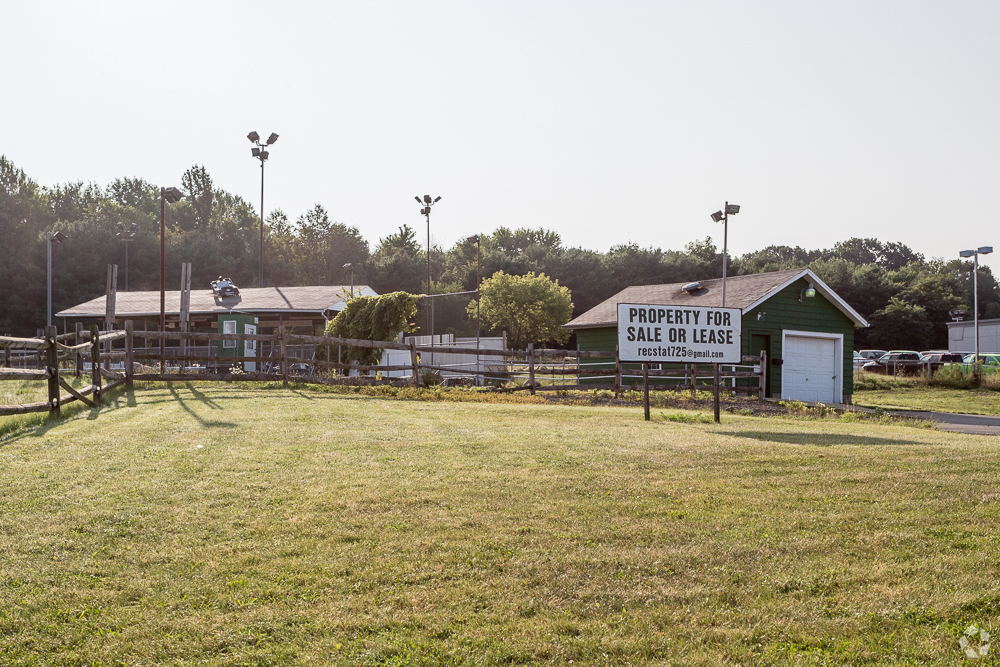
617,303 -> 742,364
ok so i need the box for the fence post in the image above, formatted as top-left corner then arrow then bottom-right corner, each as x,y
690,363 -> 697,398
614,347 -> 621,394
74,322 -> 83,377
46,326 -> 60,416
758,350 -> 767,400
713,363 -> 721,424
3,337 -> 9,368
409,338 -> 420,387
125,320 -> 134,388
528,343 -> 536,395
90,325 -> 102,404
643,361 -> 650,421
279,324 -> 289,386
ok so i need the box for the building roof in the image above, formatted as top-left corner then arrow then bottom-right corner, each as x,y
563,268 -> 869,329
56,285 -> 378,319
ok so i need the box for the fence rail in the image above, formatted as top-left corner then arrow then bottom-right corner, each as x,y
2,321 -> 767,416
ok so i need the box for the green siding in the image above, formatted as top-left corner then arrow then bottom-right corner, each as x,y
742,278 -> 855,399
574,277 -> 858,398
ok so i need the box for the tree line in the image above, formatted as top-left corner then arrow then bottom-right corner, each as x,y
2,156 -> 996,350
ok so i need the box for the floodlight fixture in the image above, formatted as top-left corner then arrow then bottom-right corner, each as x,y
799,282 -> 816,301
710,201 -> 741,308
46,230 -> 69,327
416,193 -> 443,365
979,246 -> 993,255
467,235 -> 479,244
343,262 -> 352,269
159,186 -> 184,368
960,249 -> 975,257
247,130 -> 279,287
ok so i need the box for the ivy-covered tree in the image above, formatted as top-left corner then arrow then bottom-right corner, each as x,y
324,291 -> 420,365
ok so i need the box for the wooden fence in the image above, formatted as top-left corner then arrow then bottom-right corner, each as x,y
1,321 -> 767,417
0,325 -> 128,416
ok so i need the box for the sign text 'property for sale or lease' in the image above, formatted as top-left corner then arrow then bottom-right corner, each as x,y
617,303 -> 742,364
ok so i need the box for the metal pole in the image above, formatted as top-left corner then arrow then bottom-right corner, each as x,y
722,201 -> 728,308
476,237 -> 481,386
975,253 -> 980,382
426,210 -> 434,365
159,189 -> 166,371
124,239 -> 129,292
46,232 -> 52,327
259,159 -> 265,288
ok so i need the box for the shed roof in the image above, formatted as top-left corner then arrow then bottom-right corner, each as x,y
563,268 -> 868,329
56,285 -> 378,319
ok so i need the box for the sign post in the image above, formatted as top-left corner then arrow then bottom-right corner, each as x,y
617,304 -> 742,422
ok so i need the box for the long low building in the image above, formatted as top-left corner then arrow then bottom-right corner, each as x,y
56,285 -> 378,334
948,318 -> 1000,354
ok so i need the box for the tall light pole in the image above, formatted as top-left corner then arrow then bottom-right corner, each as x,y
116,222 -> 136,291
248,131 -> 278,288
960,246 -> 993,382
46,230 -> 67,327
159,186 -> 184,371
416,194 -> 442,353
709,202 -> 740,307
467,234 -> 481,385
343,262 -> 354,298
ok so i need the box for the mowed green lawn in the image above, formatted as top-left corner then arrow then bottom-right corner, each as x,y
856,384 -> 1000,416
1,385 -> 999,666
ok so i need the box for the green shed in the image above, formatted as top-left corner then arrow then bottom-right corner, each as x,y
563,268 -> 869,404
217,314 -> 259,371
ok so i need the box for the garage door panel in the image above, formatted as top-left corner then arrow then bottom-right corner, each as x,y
783,335 -> 838,403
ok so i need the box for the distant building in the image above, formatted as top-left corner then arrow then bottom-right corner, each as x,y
947,318 -> 1000,354
56,285 -> 377,334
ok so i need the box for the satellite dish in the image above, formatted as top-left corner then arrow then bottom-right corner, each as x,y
682,282 -> 701,293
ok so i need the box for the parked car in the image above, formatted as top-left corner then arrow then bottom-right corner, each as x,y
952,354 -> 1000,374
862,351 -> 922,375
853,350 -> 866,370
858,349 -> 888,360
919,352 -> 965,372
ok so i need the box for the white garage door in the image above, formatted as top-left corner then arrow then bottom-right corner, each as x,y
782,335 -> 838,403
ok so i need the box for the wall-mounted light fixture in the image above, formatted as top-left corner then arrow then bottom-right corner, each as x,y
798,282 -> 816,302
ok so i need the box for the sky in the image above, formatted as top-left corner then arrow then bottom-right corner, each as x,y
3,1 -> 999,270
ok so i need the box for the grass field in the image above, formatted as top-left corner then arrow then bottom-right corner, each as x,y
854,375 -> 1000,415
1,383 -> 999,665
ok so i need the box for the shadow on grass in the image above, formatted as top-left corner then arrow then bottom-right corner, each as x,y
183,382 -> 223,409
721,431 -> 927,447
168,385 -> 238,429
0,384 -> 132,443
